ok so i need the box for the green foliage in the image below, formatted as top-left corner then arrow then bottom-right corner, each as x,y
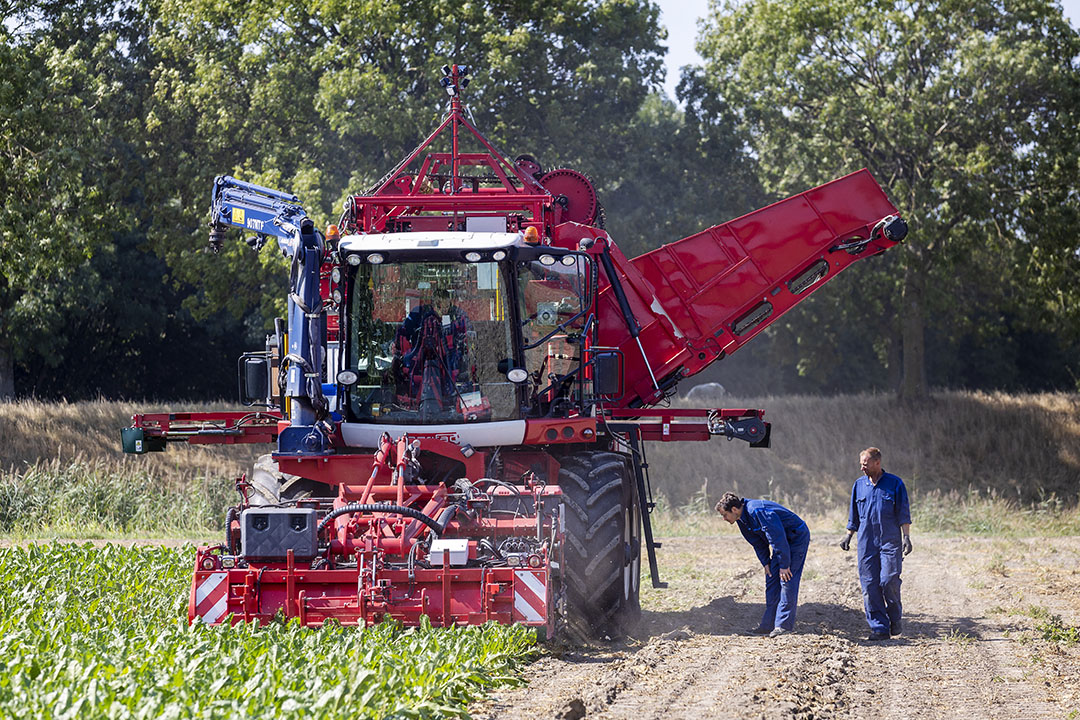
1035,615 -> 1080,646
1023,604 -> 1055,621
0,543 -> 537,718
944,627 -> 974,645
909,490 -> 1080,537
0,0 -> 674,399
0,460 -> 234,537
3,0 -> 1080,400
601,92 -> 766,257
690,0 -> 1080,397
650,489 -> 1080,539
11,231 -> 252,399
0,0 -> 255,400
139,0 -> 668,325
0,0 -> 147,395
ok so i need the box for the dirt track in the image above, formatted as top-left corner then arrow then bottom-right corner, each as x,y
472,533 -> 1080,719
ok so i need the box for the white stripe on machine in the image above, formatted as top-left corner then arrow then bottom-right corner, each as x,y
194,572 -> 229,624
195,572 -> 226,605
513,570 -> 546,624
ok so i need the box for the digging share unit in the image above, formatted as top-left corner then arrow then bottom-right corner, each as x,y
123,64 -> 907,639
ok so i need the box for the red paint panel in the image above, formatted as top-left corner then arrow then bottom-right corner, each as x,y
686,259 -> 771,336
638,251 -> 691,305
727,196 -> 835,283
670,227 -> 740,289
804,169 -> 897,237
632,254 -> 701,339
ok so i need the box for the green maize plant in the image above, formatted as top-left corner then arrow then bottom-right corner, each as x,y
0,543 -> 538,719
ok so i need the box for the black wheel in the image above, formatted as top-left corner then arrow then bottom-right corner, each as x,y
248,453 -> 334,506
559,451 -> 641,640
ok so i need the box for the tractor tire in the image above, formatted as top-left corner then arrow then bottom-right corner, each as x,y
248,453 -> 333,506
559,451 -> 641,640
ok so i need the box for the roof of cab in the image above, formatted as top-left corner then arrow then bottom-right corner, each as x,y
339,231 -> 523,255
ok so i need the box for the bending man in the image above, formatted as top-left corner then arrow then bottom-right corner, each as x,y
716,492 -> 811,637
840,447 -> 912,641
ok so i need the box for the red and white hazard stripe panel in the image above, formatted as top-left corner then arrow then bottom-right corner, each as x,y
194,572 -> 229,624
512,570 -> 547,624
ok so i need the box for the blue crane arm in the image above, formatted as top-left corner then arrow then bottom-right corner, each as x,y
207,175 -> 332,455
208,175 -> 312,257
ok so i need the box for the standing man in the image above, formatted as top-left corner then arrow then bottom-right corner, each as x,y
716,492 -> 811,637
840,447 -> 912,641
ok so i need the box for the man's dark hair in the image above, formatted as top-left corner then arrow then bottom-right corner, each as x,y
716,492 -> 743,513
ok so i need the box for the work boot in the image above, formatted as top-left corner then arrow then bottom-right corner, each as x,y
769,627 -> 790,638
890,621 -> 902,637
749,626 -> 771,635
866,632 -> 890,641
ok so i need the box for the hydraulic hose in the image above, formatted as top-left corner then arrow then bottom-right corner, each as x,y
225,506 -> 238,553
435,505 -> 460,530
316,502 -> 453,537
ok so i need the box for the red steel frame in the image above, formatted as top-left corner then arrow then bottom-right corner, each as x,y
190,555 -> 554,631
191,429 -> 563,631
339,66 -> 556,237
130,411 -> 281,445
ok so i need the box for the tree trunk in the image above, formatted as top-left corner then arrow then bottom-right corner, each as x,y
887,324 -> 903,393
898,263 -> 927,401
0,338 -> 14,399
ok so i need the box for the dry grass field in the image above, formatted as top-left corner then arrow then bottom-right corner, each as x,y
648,390 -> 1080,528
0,391 -> 1077,536
0,398 -> 261,480
0,399 -> 262,537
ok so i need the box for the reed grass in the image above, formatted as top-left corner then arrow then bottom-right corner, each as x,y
649,487 -> 1080,539
0,398 -> 259,538
0,458 -> 235,538
1,391 -> 1078,537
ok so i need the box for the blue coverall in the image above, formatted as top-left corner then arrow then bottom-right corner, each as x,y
737,499 -> 811,632
847,472 -> 911,635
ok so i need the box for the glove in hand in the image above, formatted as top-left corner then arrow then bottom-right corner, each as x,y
839,535 -> 851,552
902,536 -> 913,556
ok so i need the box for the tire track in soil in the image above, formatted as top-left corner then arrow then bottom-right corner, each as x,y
470,536 -> 1079,720
843,538 -> 1063,720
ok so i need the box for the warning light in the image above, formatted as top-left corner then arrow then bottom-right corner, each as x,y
523,226 -> 540,245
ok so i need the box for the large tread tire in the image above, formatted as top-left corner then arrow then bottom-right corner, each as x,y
559,451 -> 641,640
248,453 -> 333,506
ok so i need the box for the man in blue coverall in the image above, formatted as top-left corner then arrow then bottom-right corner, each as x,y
716,492 -> 811,638
840,447 -> 913,641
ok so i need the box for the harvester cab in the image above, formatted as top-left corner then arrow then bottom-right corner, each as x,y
123,63 -> 907,639
336,232 -> 595,429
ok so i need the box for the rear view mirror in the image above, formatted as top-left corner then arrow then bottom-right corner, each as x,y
239,354 -> 270,406
593,352 -> 621,397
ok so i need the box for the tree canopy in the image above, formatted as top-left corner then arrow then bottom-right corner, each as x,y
689,0 -> 1080,399
1,0 -> 1078,399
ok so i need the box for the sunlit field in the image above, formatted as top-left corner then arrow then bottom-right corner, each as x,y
0,543 -> 536,719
